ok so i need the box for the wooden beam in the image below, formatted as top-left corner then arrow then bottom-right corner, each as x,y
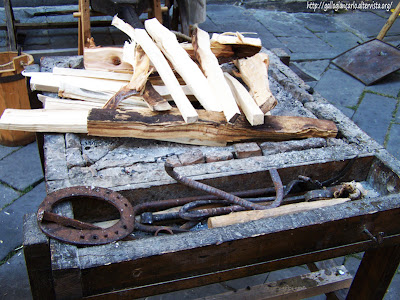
192,26 -> 240,123
144,18 -> 222,113
224,72 -> 264,126
4,0 -> 17,51
208,198 -> 350,228
112,16 -> 198,123
202,266 -> 352,300
234,53 -> 277,114
78,0 -> 91,55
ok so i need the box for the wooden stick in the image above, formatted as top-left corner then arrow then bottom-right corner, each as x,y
52,67 -> 133,81
192,26 -> 240,123
0,109 -> 88,133
234,53 -> 277,114
377,1 -> 400,40
224,72 -> 264,126
210,32 -> 262,58
207,198 -> 350,228
144,18 -> 222,113
112,16 -> 198,123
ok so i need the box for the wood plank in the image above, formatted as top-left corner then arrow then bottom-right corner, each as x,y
201,266 -> 352,300
210,32 -> 262,58
192,26 -> 240,123
0,109 -> 88,133
224,72 -> 264,126
78,0 -> 91,55
234,53 -> 277,114
112,16 -> 198,123
208,198 -> 351,228
144,18 -> 222,113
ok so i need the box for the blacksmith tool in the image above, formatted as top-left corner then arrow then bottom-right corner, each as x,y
37,186 -> 134,246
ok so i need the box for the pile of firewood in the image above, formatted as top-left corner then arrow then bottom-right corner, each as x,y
0,17 -> 338,146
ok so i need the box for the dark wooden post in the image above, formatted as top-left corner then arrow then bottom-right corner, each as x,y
23,213 -> 55,300
346,244 -> 400,300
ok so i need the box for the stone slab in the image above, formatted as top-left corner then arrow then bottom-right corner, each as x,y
386,123 -> 400,160
295,12 -> 348,33
0,182 -> 45,261
352,92 -> 397,145
0,142 -> 44,191
252,10 -> 315,38
316,31 -> 364,52
0,145 -> 19,160
277,36 -> 332,53
335,11 -> 386,38
293,60 -> 330,81
0,250 -> 32,300
314,68 -> 365,108
0,184 -> 20,210
365,72 -> 400,98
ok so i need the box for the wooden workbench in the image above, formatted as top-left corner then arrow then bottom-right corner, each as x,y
23,52 -> 400,299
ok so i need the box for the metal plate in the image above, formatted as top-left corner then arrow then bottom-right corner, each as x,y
332,39 -> 400,86
37,186 -> 134,246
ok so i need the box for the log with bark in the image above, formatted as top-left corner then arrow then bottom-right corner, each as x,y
0,108 -> 338,146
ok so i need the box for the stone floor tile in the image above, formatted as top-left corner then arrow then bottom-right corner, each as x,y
265,265 -> 309,282
0,182 -> 46,261
0,142 -> 44,191
335,11 -> 386,38
344,254 -> 363,276
290,50 -> 342,61
386,123 -> 400,160
294,60 -> 330,80
0,145 -> 20,160
365,72 -> 400,98
385,273 -> 400,300
278,36 -> 332,53
316,31 -> 364,52
314,68 -> 365,108
0,184 -> 20,210
0,250 -> 32,300
352,92 -> 397,145
295,12 -> 348,33
252,10 -> 315,38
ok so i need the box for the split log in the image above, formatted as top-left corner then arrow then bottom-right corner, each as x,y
234,53 -> 277,114
208,198 -> 351,228
144,18 -> 222,114
103,43 -> 171,111
210,32 -> 262,59
83,46 -> 133,73
58,83 -> 148,108
112,16 -> 198,123
52,67 -> 133,81
224,72 -> 264,126
0,109 -> 88,133
192,26 -> 240,123
0,108 -> 338,145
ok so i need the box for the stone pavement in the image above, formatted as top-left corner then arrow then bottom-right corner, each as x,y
1,1 -> 400,299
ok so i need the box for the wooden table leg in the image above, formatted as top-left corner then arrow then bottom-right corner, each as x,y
346,244 -> 400,300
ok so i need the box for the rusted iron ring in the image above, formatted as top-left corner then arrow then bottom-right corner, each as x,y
37,186 -> 134,246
